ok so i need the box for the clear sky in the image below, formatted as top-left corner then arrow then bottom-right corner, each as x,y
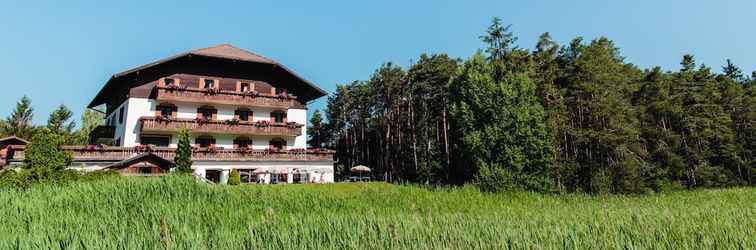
1,0 -> 754,125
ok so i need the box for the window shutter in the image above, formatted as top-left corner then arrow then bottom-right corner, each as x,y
172,106 -> 177,119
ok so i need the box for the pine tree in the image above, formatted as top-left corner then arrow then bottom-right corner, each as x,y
480,17 -> 517,62
1,96 -> 35,139
47,104 -> 76,136
722,59 -> 744,83
307,110 -> 325,148
561,37 -> 647,193
174,129 -> 193,174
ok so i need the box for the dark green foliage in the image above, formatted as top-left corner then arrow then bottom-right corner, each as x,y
450,53 -> 554,191
228,169 -> 240,185
174,129 -> 193,174
1,95 -> 35,139
306,110 -> 326,148
316,17 -> 755,193
74,109 -> 104,144
23,128 -> 72,179
47,104 -> 76,134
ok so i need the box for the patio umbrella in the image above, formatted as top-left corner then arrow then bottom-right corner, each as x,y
350,165 -> 371,173
350,165 -> 371,181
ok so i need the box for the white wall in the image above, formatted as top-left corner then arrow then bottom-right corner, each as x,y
119,98 -> 309,149
192,161 -> 334,183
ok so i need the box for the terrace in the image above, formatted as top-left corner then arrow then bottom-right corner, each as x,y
155,86 -> 305,109
7,145 -> 334,162
140,116 -> 303,137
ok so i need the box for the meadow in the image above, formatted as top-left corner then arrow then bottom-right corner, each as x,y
0,176 -> 753,249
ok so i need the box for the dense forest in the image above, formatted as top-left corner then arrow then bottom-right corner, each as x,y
309,18 -> 756,193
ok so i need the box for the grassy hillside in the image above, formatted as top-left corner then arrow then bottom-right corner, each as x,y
0,176 -> 753,249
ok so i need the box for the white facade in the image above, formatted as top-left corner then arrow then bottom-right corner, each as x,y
103,97 -> 332,184
106,97 -> 307,149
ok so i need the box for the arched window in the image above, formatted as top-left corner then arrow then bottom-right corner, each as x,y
233,137 -> 252,149
195,136 -> 215,148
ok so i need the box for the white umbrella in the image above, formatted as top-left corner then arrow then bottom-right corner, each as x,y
350,165 -> 371,173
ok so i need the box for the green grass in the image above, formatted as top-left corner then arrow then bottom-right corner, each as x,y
0,176 -> 753,249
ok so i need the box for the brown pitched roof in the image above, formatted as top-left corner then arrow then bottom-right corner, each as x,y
105,152 -> 174,170
89,44 -> 327,107
0,136 -> 29,145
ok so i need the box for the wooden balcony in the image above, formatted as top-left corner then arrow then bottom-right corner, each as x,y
7,145 -> 335,162
140,117 -> 303,137
155,86 -> 305,109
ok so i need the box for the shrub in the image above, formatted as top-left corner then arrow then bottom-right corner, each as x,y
228,169 -> 240,185
0,168 -> 34,190
23,128 -> 72,180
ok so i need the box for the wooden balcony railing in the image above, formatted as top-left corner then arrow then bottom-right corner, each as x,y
140,117 -> 303,137
155,86 -> 305,109
7,145 -> 335,162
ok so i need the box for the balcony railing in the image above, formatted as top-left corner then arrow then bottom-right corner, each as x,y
155,86 -> 305,109
140,117 -> 303,137
7,145 -> 334,162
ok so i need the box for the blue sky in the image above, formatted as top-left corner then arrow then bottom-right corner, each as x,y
1,0 -> 754,125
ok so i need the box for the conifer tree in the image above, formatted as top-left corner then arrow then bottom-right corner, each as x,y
47,104 -> 76,140
307,110 -> 325,148
1,96 -> 35,139
174,129 -> 193,174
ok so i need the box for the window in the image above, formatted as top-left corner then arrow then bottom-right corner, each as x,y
293,172 -> 308,184
201,109 -> 213,120
271,173 -> 288,184
237,110 -> 250,121
203,79 -> 215,89
239,169 -> 258,184
197,107 -> 215,121
118,107 -> 124,124
275,87 -> 285,95
269,139 -> 285,151
115,138 -> 121,146
195,136 -> 215,148
140,136 -> 170,147
234,137 -> 252,149
159,105 -> 173,118
164,78 -> 175,86
271,112 -> 285,123
205,170 -> 221,183
139,166 -> 152,174
240,82 -> 250,92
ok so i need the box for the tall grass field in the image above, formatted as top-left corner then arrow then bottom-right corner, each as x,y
0,176 -> 753,249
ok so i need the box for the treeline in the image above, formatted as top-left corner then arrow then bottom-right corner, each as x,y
310,18 -> 756,193
0,96 -> 103,144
